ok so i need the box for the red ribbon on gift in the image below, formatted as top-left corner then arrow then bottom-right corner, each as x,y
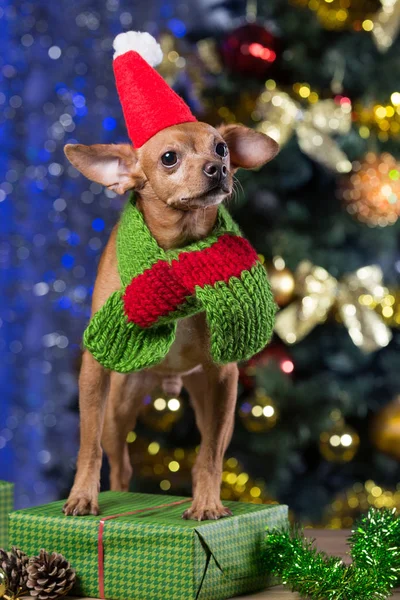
97,498 -> 192,599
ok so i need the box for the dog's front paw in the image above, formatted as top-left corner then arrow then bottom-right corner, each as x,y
183,502 -> 232,521
63,491 -> 99,516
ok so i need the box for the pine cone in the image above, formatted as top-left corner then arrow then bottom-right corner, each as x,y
27,550 -> 76,600
0,546 -> 29,596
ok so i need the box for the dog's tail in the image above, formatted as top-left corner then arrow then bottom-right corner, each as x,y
161,375 -> 183,398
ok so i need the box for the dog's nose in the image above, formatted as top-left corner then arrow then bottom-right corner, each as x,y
203,162 -> 227,180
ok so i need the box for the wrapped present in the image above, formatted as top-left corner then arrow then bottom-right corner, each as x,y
9,491 -> 288,600
0,481 -> 14,549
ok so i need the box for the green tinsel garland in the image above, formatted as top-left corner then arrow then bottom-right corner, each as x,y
263,508 -> 400,600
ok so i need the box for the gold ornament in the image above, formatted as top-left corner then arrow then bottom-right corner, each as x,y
323,480 -> 400,528
0,569 -> 7,598
372,0 -> 400,51
341,152 -> 400,227
139,388 -> 184,432
239,389 -> 278,432
291,0 -> 382,31
266,257 -> 295,307
275,261 -> 392,352
320,418 -> 360,463
255,83 -> 352,172
371,396 -> 400,460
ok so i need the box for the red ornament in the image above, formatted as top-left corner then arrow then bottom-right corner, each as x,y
239,342 -> 294,389
220,23 -> 278,79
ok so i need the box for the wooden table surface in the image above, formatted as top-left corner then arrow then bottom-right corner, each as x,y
68,529 -> 400,599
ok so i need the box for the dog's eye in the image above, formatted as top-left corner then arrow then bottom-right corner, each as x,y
215,142 -> 228,158
161,151 -> 178,167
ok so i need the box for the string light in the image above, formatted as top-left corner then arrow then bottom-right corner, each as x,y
281,359 -> 295,374
127,435 -> 276,505
148,442 -> 160,455
355,93 -> 400,141
256,79 -> 399,143
167,398 -> 180,411
290,0 -> 383,32
324,480 -> 400,528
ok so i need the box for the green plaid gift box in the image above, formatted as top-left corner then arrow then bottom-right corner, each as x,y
9,491 -> 288,600
0,481 -> 14,549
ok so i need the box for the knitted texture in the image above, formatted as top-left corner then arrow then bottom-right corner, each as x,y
113,50 -> 197,148
83,195 -> 276,373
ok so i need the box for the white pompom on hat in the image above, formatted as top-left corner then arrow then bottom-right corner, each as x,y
113,31 -> 163,65
112,31 -> 197,148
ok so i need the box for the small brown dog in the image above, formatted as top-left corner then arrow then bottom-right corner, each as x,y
62,30 -> 278,520
63,121 -> 277,521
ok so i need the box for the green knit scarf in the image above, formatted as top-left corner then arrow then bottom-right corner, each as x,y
83,195 -> 276,373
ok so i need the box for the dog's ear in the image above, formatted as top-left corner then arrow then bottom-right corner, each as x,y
64,143 -> 144,194
218,124 -> 279,170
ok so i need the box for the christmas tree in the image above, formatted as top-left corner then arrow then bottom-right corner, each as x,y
1,0 -> 399,524
128,0 -> 400,526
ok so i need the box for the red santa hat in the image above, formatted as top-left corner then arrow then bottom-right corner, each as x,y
113,31 -> 197,148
